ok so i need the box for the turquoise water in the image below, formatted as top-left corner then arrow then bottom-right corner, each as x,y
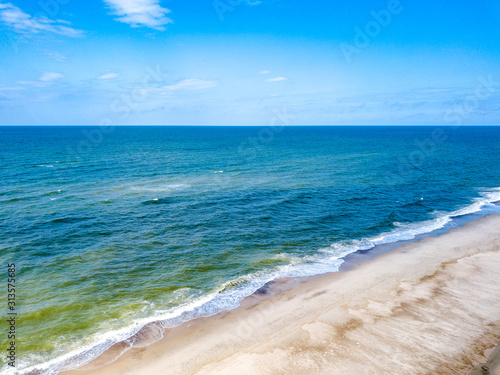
1,126 -> 500,374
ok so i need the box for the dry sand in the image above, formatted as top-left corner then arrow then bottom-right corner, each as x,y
65,214 -> 500,375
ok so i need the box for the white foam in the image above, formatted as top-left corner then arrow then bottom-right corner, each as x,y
130,183 -> 191,193
481,187 -> 500,204
16,187 -> 500,375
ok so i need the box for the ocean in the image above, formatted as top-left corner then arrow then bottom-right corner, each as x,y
1,126 -> 500,374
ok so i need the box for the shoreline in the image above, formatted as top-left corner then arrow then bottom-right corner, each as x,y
468,340 -> 500,374
62,213 -> 500,375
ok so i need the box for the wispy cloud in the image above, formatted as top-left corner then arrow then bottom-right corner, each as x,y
0,86 -> 23,100
40,72 -> 64,82
19,72 -> 64,87
265,77 -> 287,83
45,51 -> 67,62
0,2 -> 83,37
258,70 -> 271,75
98,73 -> 119,80
161,79 -> 217,91
133,78 -> 217,98
103,0 -> 173,30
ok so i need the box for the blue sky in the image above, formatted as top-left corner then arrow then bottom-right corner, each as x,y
0,0 -> 499,125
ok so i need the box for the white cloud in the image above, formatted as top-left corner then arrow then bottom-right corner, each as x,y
45,51 -> 67,62
19,72 -> 64,87
0,2 -> 83,37
265,77 -> 288,83
40,72 -> 64,82
136,79 -> 217,96
259,70 -> 271,75
0,86 -> 21,91
161,79 -> 217,91
103,0 -> 173,30
98,73 -> 119,80
0,86 -> 23,100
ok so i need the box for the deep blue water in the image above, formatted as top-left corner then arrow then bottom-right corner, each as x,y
0,126 -> 499,374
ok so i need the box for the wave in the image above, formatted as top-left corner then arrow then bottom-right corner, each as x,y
321,187 -> 500,256
1,196 -> 33,203
43,190 -> 62,196
401,196 -> 425,208
131,183 -> 191,193
15,187 -> 500,375
35,164 -> 54,168
141,197 -> 176,205
50,217 -> 93,224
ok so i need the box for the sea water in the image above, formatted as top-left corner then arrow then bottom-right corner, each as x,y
0,126 -> 499,374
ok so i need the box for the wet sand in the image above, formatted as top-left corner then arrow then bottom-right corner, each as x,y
64,214 -> 500,375
468,340 -> 500,374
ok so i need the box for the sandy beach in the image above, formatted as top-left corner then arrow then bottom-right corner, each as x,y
64,214 -> 500,375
